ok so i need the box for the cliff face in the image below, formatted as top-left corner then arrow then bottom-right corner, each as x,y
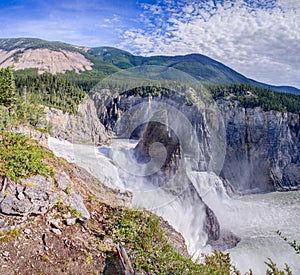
0,48 -> 93,74
92,92 -> 223,172
131,109 -> 238,249
219,101 -> 300,193
45,99 -> 107,145
93,92 -> 300,193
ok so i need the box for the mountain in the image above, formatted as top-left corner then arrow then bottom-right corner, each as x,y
0,38 -> 119,76
87,47 -> 300,95
0,37 -> 299,95
89,47 -> 248,83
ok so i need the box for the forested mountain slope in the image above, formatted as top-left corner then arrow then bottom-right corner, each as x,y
0,38 -> 299,95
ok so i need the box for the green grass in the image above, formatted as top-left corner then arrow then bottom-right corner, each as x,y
64,186 -> 72,196
53,198 -> 83,218
0,132 -> 54,181
100,205 -> 239,274
0,228 -> 23,242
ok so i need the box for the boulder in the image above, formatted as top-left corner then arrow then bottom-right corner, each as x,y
0,172 -> 89,218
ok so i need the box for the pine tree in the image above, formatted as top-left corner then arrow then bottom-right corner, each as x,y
0,67 -> 17,109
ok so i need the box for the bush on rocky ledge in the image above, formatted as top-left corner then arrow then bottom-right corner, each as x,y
0,132 -> 54,181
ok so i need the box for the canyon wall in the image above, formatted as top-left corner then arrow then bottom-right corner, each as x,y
92,92 -> 300,193
45,99 -> 107,145
219,100 -> 300,193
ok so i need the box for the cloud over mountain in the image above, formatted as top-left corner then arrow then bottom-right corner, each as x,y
0,0 -> 299,88
120,0 -> 300,88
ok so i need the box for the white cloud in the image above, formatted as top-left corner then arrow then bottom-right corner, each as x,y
120,0 -> 300,88
103,15 -> 120,24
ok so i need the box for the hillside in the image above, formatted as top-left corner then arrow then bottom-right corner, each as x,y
0,38 -> 119,76
0,38 -> 299,95
0,129 -> 198,274
87,46 -> 300,95
0,80 -> 257,275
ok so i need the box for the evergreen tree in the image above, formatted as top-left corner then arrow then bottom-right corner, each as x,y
0,67 -> 17,109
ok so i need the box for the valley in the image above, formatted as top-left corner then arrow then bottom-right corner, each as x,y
0,37 -> 299,274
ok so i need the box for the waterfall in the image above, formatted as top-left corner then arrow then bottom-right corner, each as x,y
48,137 -> 300,274
108,138 -> 212,259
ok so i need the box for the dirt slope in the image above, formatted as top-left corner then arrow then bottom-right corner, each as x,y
0,48 -> 93,74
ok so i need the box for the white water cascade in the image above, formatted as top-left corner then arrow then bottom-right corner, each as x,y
48,137 -> 300,274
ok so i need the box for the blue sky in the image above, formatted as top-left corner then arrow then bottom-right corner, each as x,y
0,0 -> 299,88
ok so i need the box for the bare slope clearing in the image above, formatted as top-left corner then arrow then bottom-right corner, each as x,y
0,48 -> 93,74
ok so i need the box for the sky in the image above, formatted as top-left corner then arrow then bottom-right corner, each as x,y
0,0 -> 299,88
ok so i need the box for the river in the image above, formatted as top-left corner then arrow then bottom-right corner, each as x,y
225,191 -> 300,274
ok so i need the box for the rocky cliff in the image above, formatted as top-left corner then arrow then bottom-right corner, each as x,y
92,92 -> 300,194
219,101 -> 300,193
45,99 -> 107,145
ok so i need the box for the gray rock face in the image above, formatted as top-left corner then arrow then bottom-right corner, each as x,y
204,205 -> 220,241
208,229 -> 241,250
54,172 -> 90,219
282,163 -> 300,189
45,99 -> 107,145
133,117 -> 181,183
0,172 -> 89,218
12,125 -> 49,147
219,101 -> 300,193
0,176 -> 56,216
93,92 -> 223,171
93,92 -> 300,193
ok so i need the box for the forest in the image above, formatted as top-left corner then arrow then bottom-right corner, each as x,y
14,70 -> 88,115
207,83 -> 300,113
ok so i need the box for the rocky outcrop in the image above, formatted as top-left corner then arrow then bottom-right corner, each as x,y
133,110 -> 181,181
0,172 -> 89,218
219,101 -> 300,193
0,48 -> 93,74
0,175 -> 56,216
0,155 -> 133,218
45,99 -> 107,145
207,229 -> 241,250
12,125 -> 49,147
158,217 -> 189,257
204,205 -> 220,241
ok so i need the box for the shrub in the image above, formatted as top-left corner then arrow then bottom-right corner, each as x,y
102,206 -> 240,274
0,106 -> 15,130
0,132 -> 54,181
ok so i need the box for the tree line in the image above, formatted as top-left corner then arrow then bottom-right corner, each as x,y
14,71 -> 88,114
0,67 -> 88,129
207,83 -> 300,113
